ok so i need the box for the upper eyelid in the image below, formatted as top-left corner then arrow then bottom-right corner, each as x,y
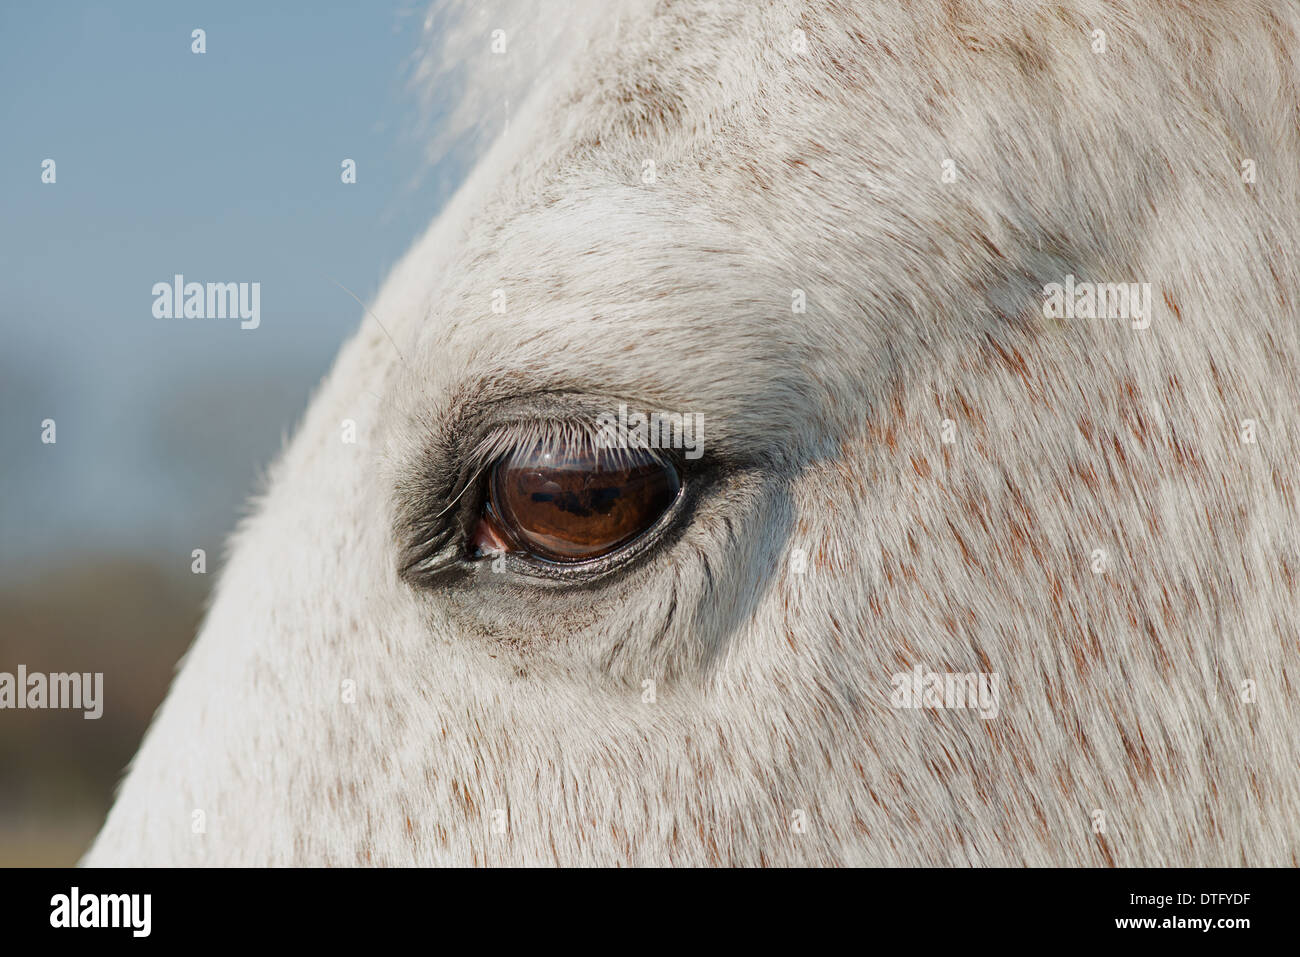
428,381 -> 729,475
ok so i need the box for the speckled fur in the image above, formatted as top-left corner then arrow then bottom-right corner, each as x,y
88,0 -> 1300,866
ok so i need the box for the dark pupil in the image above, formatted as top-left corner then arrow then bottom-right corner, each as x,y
491,444 -> 680,562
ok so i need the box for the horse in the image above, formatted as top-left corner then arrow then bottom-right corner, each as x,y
86,0 -> 1300,865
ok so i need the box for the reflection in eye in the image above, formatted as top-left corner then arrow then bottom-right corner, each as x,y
477,437 -> 681,563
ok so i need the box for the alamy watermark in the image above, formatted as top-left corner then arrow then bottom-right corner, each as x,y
50,887 -> 150,937
595,403 -> 704,459
152,274 -> 260,329
0,665 -> 103,719
890,665 -> 1000,719
1042,274 -> 1153,330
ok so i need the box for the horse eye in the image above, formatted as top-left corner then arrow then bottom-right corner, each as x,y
477,439 -> 681,563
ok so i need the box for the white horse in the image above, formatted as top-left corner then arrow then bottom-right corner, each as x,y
87,0 -> 1300,865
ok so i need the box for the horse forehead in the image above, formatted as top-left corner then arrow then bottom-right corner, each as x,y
392,181 -> 836,418
389,4 -> 955,405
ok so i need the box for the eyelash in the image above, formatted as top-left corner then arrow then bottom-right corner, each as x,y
464,418 -> 672,477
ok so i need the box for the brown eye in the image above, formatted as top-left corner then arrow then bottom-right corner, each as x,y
481,439 -> 681,563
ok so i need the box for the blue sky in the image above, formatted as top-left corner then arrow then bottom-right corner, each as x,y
0,1 -> 461,571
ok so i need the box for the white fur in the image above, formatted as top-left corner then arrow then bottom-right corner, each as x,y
87,0 -> 1300,865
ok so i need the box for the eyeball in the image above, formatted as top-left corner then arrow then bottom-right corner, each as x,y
478,438 -> 681,563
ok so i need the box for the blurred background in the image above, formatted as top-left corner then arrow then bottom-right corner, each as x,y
0,1 -> 466,864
